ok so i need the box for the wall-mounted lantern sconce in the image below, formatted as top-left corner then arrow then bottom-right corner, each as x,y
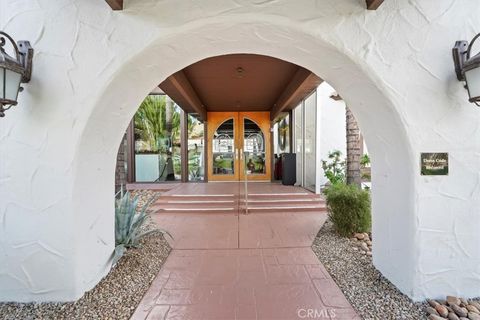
0,31 -> 33,117
453,33 -> 480,106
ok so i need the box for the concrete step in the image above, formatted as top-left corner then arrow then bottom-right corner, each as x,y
152,191 -> 325,214
153,200 -> 236,208
240,204 -> 327,213
154,193 -> 238,214
158,194 -> 236,202
239,198 -> 324,206
155,207 -> 237,214
245,192 -> 322,200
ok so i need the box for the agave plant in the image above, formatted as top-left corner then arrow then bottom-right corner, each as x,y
112,188 -> 171,265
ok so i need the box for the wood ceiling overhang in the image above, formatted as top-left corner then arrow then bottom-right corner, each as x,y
105,0 -> 123,10
270,68 -> 322,121
366,0 -> 384,10
105,1 -> 384,11
158,54 -> 322,122
160,71 -> 207,121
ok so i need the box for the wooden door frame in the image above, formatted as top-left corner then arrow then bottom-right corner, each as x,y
238,112 -> 271,181
207,112 -> 240,181
207,111 -> 271,182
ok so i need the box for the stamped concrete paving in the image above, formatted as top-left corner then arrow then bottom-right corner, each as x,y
132,183 -> 359,320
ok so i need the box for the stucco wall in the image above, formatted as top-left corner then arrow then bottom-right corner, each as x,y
316,82 -> 348,188
0,0 -> 479,302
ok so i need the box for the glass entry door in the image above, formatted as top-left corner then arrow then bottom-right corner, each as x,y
210,113 -> 238,181
207,112 -> 271,181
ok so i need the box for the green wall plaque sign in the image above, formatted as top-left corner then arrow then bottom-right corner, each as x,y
421,153 -> 448,176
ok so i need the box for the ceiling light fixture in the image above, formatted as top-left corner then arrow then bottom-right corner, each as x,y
236,67 -> 245,78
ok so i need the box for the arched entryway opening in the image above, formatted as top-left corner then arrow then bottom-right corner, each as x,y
72,19 -> 416,300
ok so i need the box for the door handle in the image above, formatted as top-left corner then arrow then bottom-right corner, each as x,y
235,148 -> 238,160
240,149 -> 243,160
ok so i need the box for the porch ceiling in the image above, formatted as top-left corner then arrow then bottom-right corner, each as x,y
158,54 -> 322,120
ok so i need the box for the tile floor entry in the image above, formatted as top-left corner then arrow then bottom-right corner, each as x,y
132,183 -> 359,320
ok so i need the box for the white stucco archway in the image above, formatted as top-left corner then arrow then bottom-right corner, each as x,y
72,19 -> 417,299
2,0 -> 480,303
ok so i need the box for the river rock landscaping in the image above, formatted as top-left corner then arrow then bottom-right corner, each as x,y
312,220 -> 427,319
350,232 -> 372,256
425,296 -> 480,320
313,220 -> 480,320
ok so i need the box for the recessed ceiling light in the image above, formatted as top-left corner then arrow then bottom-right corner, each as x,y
236,67 -> 245,78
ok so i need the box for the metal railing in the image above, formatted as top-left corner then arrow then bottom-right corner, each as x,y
243,151 -> 249,214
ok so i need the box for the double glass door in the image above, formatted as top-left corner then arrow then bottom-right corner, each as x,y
207,112 -> 271,181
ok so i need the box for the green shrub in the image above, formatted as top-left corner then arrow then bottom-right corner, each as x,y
360,153 -> 370,167
112,189 -> 171,265
325,183 -> 371,236
321,150 -> 346,185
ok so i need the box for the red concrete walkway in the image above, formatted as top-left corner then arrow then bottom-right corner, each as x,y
131,183 -> 359,320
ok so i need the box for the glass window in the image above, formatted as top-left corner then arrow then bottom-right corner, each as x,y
303,93 -> 317,192
212,118 -> 235,176
293,91 -> 317,191
273,113 -> 290,180
187,113 -> 204,181
133,95 -> 182,182
294,104 -> 303,186
243,118 -> 266,175
275,114 -> 290,155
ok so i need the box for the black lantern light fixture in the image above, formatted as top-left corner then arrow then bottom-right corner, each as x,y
453,33 -> 480,106
0,31 -> 33,117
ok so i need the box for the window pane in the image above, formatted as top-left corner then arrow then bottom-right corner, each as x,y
188,114 -> 204,181
134,95 -> 182,182
303,93 -> 316,191
244,118 -> 266,175
212,118 -> 235,175
275,114 -> 290,155
294,104 -> 303,185
273,114 -> 290,180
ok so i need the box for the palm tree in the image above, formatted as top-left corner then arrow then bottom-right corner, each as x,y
134,95 -> 182,181
164,96 -> 175,180
346,107 -> 361,187
134,95 -> 166,152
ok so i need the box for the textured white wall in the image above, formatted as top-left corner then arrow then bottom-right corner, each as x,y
316,82 -> 348,188
0,0 -> 479,302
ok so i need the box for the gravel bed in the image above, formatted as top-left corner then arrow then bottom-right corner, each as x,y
132,190 -> 163,232
312,220 -> 427,320
131,190 -> 162,211
0,190 -> 169,320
